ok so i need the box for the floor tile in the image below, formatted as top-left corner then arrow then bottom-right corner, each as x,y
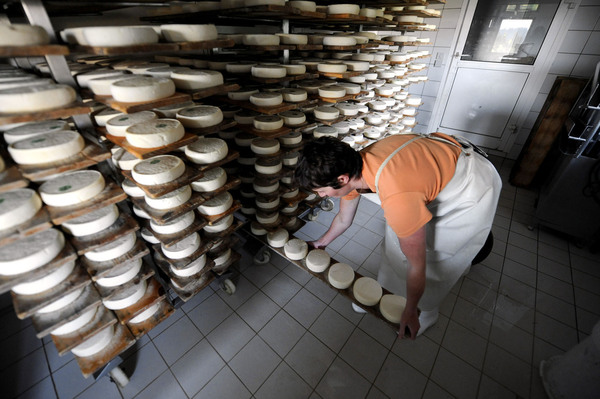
576,306 -> 599,335
229,335 -> 281,393
391,334 -> 439,376
465,263 -> 501,290
451,297 -> 493,338
180,288 -> 214,314
374,352 -> 428,399
135,370 -> 187,399
153,315 -> 203,366
192,366 -> 251,399
538,242 -> 570,266
532,337 -> 565,366
216,276 -> 258,310
207,313 -> 255,362
458,278 -> 497,313
489,315 -> 533,364
187,293 -> 233,335
316,357 -> 372,399
310,307 -> 355,353
74,373 -> 121,399
352,228 -> 383,250
499,274 -> 536,308
254,361 -> 313,399
17,376 -> 57,399
236,290 -> 280,332
483,344 -> 531,398
537,256 -> 572,283
259,310 -> 305,357
494,293 -> 535,333
422,381 -> 455,399
534,311 -> 579,351
261,271 -> 302,306
284,332 -> 336,388
283,288 -> 327,328
507,231 -> 538,254
358,313 -> 398,350
422,313 -> 449,344
503,258 -> 537,287
505,244 -> 537,268
50,358 -> 91,399
441,320 -> 488,369
283,262 -> 312,286
339,329 -> 389,382
0,325 -> 42,371
242,263 -> 279,288
478,374 -> 519,399
365,385 -> 389,399
337,240 -> 373,267
570,253 -> 600,278
326,235 -> 350,253
430,348 -> 480,399
481,252 -> 504,272
304,277 -> 337,305
1,347 -> 51,399
171,338 -> 225,397
119,343 -> 168,399
536,290 -> 577,327
572,269 -> 600,295
574,287 -> 600,315
43,338 -> 75,373
537,272 -> 574,304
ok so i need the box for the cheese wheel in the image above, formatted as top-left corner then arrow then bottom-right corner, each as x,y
185,137 -> 228,165
402,116 -> 416,126
171,254 -> 206,277
335,103 -> 359,116
0,84 -> 76,113
332,122 -> 351,134
145,185 -> 191,210
318,85 -> 346,99
94,108 -> 123,127
37,287 -> 84,316
176,105 -> 223,128
203,213 -> 234,233
160,24 -> 218,42
0,77 -> 54,92
256,210 -> 279,225
141,227 -> 160,244
191,167 -> 226,192
162,232 -> 201,259
76,69 -> 128,89
282,64 -> 306,76
132,205 -> 150,219
96,258 -> 143,287
243,34 -> 280,46
304,249 -> 330,272
250,221 -> 268,235
406,96 -> 422,106
51,306 -> 97,336
84,231 -> 136,261
39,170 -> 105,207
288,0 -> 316,11
0,24 -> 50,46
276,34 -> 308,45
226,62 -> 257,74
280,88 -> 307,103
284,239 -> 308,260
281,203 -> 299,215
379,294 -> 407,324
250,92 -> 283,107
251,138 -> 280,155
0,189 -> 42,231
336,82 -> 361,95
327,4 -> 360,14
62,204 -> 119,237
251,65 -> 287,79
313,126 -> 338,138
103,280 -> 147,310
110,76 -> 175,103
129,302 -> 160,324
122,179 -> 145,197
353,277 -> 382,306
82,26 -> 158,47
314,106 -> 340,120
317,63 -> 347,74
0,228 -> 64,276
244,0 -> 285,6
385,35 -> 417,43
197,191 -> 233,215
150,210 -> 195,235
112,148 -> 141,171
278,130 -> 302,146
3,120 -> 69,144
170,69 -> 223,90
125,118 -> 184,149
328,262 -> 354,289
145,66 -> 188,79
253,180 -> 279,194
228,87 -> 259,101
106,111 -> 158,137
266,228 -> 288,248
323,36 -> 357,46
283,151 -> 300,166
213,248 -> 232,267
132,155 -> 185,185
11,260 -> 74,295
88,74 -> 132,96
253,115 -> 284,131
255,158 -> 282,175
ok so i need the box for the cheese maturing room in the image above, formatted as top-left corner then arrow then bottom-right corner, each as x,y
1,1 -> 599,398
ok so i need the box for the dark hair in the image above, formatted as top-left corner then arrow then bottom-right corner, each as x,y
294,137 -> 363,190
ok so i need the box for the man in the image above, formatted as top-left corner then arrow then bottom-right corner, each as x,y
295,133 -> 501,339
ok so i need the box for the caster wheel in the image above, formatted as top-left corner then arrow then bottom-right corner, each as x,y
253,249 -> 271,265
321,198 -> 335,212
109,367 -> 129,388
307,213 -> 318,221
220,279 -> 236,295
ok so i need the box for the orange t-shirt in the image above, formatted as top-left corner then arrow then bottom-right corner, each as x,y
343,133 -> 461,237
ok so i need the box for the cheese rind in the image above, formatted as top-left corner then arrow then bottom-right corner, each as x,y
266,228 -> 288,248
253,115 -> 284,131
106,111 -> 157,137
129,302 -> 160,324
132,155 -> 185,186
82,26 -> 158,47
144,185 -> 191,210
243,34 -> 280,46
103,280 -> 147,310
284,239 -> 308,260
249,92 -> 283,107
0,188 -> 42,231
313,106 -> 340,120
3,120 -> 69,144
352,276 -> 382,306
251,65 -> 286,79
37,286 -> 84,314
251,138 -> 280,155
0,84 -> 76,114
197,191 -> 233,215
191,167 -> 226,192
0,24 -> 50,46
83,232 -> 137,261
176,105 -> 223,128
203,213 -> 234,233
150,210 -> 194,234
110,76 -> 175,103
11,260 -> 75,295
170,254 -> 205,277
122,179 -> 145,197
62,204 -> 119,237
39,170 -> 105,207
8,130 -> 84,165
160,24 -> 218,42
161,232 -> 201,259
327,262 -> 354,289
170,69 -> 223,90
125,118 -> 184,148
185,137 -> 228,164
305,249 -> 330,272
51,306 -> 97,336
0,229 -> 65,275
96,258 -> 142,287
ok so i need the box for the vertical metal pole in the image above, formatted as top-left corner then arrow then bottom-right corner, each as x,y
282,19 -> 290,64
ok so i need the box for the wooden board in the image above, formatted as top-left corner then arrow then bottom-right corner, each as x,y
126,298 -> 175,338
70,213 -> 139,255
122,163 -> 204,198
219,97 -> 318,116
0,44 -> 69,56
152,240 -> 213,270
200,201 -> 242,225
146,216 -> 207,248
155,256 -> 214,291
131,191 -> 207,225
168,272 -> 214,302
185,119 -> 237,136
0,165 -> 29,193
105,131 -> 198,160
45,181 -> 127,225
94,264 -> 154,298
248,73 -> 320,85
51,305 -> 116,354
94,92 -> 191,114
203,219 -> 245,241
0,102 -> 92,125
0,207 -> 52,248
82,239 -> 149,280
188,83 -> 241,100
317,92 -> 360,103
237,124 -> 291,139
210,249 -> 240,275
74,42 -> 179,55
178,39 -> 235,51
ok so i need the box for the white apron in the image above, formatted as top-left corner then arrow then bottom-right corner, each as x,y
368,135 -> 502,311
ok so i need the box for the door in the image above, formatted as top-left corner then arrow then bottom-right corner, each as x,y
431,0 -> 571,151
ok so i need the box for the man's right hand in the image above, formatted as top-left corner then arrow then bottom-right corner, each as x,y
309,240 -> 326,249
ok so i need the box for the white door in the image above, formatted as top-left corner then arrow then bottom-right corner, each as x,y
431,0 -> 575,151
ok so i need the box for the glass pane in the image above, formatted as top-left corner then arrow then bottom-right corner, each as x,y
461,0 -> 561,64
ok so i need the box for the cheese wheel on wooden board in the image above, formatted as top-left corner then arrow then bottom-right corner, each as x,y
0,188 -> 42,231
379,294 -> 407,324
228,87 -> 260,101
323,36 -> 357,46
243,34 -> 280,46
281,203 -> 299,215
61,204 -> 119,237
95,258 -> 142,288
102,280 -> 147,310
256,210 -> 279,224
132,155 -> 185,185
0,24 -> 49,46
282,64 -> 306,76
203,213 -> 234,233
160,24 -> 218,42
197,191 -> 233,215
253,180 -> 279,194
318,85 -> 346,99
93,108 -> 123,127
335,102 -> 360,116
170,69 -> 223,90
145,184 -> 191,210
39,170 -> 105,207
70,323 -> 115,357
328,262 -> 354,289
0,77 -> 54,91
112,148 -> 141,171
0,228 -> 64,276
0,84 -> 76,113
121,179 -> 145,197
88,74 -> 132,96
251,138 -> 280,155
278,130 -> 302,146
278,110 -> 306,127
132,205 -> 150,219
327,4 -> 360,14
110,76 -> 175,103
353,276 -> 382,306
162,232 -> 201,259
280,88 -> 307,103
191,167 -> 226,192
253,115 -> 284,131
36,286 -> 84,314
213,248 -> 232,267
225,61 -> 257,74
11,259 -> 74,295
313,125 -> 338,138
141,227 -> 160,244
84,231 -> 137,262
249,92 -> 283,107
284,239 -> 308,260
129,302 -> 160,324
125,118 -> 184,149
317,63 -> 347,74
314,106 -> 340,120
170,254 -> 206,277
82,26 -> 159,47
250,221 -> 268,235
251,65 -> 287,79
76,69 -> 129,89
283,151 -> 300,166
106,111 -> 158,137
185,137 -> 228,164
50,306 -> 98,336
266,228 -> 288,248
150,210 -> 194,235
176,105 -> 223,128
3,120 -> 69,145
276,34 -> 308,45
288,0 -> 316,11
255,158 -> 282,175
305,249 -> 330,272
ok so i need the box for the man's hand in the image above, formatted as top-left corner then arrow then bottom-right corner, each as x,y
309,240 -> 326,249
399,307 -> 420,339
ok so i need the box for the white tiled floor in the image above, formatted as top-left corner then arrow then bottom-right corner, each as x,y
1,156 -> 599,399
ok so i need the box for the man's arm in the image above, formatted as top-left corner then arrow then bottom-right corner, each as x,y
397,225 -> 427,339
311,196 -> 360,248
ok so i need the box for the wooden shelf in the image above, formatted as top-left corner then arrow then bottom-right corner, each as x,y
74,42 -> 179,56
51,304 -> 115,354
0,44 -> 69,57
237,124 -> 291,139
94,92 -> 191,114
0,165 -> 29,194
201,201 -> 242,225
155,256 -> 213,291
108,276 -> 162,324
219,97 -> 318,116
187,83 -> 241,101
130,191 -> 208,225
178,38 -> 236,51
121,162 -> 204,199
104,131 -> 198,160
0,102 -> 92,125
82,239 -> 149,280
70,212 -> 139,256
203,218 -> 245,241
185,119 -> 237,136
94,263 -> 154,299
126,298 -> 175,338
248,73 -> 320,85
145,215 -> 207,248
0,207 -> 52,248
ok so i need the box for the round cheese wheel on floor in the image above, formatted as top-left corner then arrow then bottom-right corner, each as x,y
125,118 -> 184,148
110,76 -> 175,103
267,228 -> 288,248
204,213 -> 234,233
11,260 -> 74,295
106,111 -> 158,137
0,84 -> 76,114
256,210 -> 279,225
150,210 -> 195,235
379,294 -> 407,324
96,258 -> 142,288
314,106 -> 340,120
0,228 -> 64,276
328,262 -> 354,289
176,105 -> 223,128
103,280 -> 147,310
122,179 -> 145,197
243,34 -> 280,46
132,155 -> 185,186
171,69 -> 223,90
327,4 -> 360,14
62,204 -> 119,237
84,232 -> 136,262
249,92 -> 283,107
39,170 -> 105,207
82,26 -> 158,47
251,138 -> 280,155
4,120 -> 69,144
353,276 -> 382,306
145,184 -> 191,210
253,115 -> 284,131
171,254 -> 206,277
284,239 -> 308,260
191,167 -> 226,192
129,302 -> 160,324
51,306 -> 97,336
305,249 -> 330,272
251,65 -> 286,79
0,24 -> 50,46
323,36 -> 357,46
8,130 -> 84,165
197,191 -> 233,215
160,24 -> 218,42
162,232 -> 201,259
185,137 -> 228,164
0,188 -> 42,231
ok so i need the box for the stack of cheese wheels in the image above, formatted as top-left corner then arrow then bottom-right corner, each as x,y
84,231 -> 137,262
150,211 -> 195,235
0,228 -> 65,276
0,84 -> 76,113
191,167 -> 227,192
11,260 -> 74,295
0,188 -> 42,231
145,185 -> 192,210
250,138 -> 280,155
256,210 -> 279,225
266,228 -> 288,248
288,1 -> 316,12
106,111 -> 157,137
103,279 -> 147,310
379,294 -> 407,324
170,253 -> 206,277
204,213 -> 234,233
185,137 -> 228,164
7,130 -> 84,165
170,69 -> 223,90
176,105 -> 223,128
3,119 -> 69,144
125,118 -> 184,148
153,100 -> 196,118
109,76 -> 175,103
39,170 -> 105,207
95,258 -> 143,287
160,24 -> 218,42
353,276 -> 383,306
305,248 -> 330,272
162,232 -> 201,259
132,155 -> 185,186
197,191 -> 233,216
61,204 -> 119,237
